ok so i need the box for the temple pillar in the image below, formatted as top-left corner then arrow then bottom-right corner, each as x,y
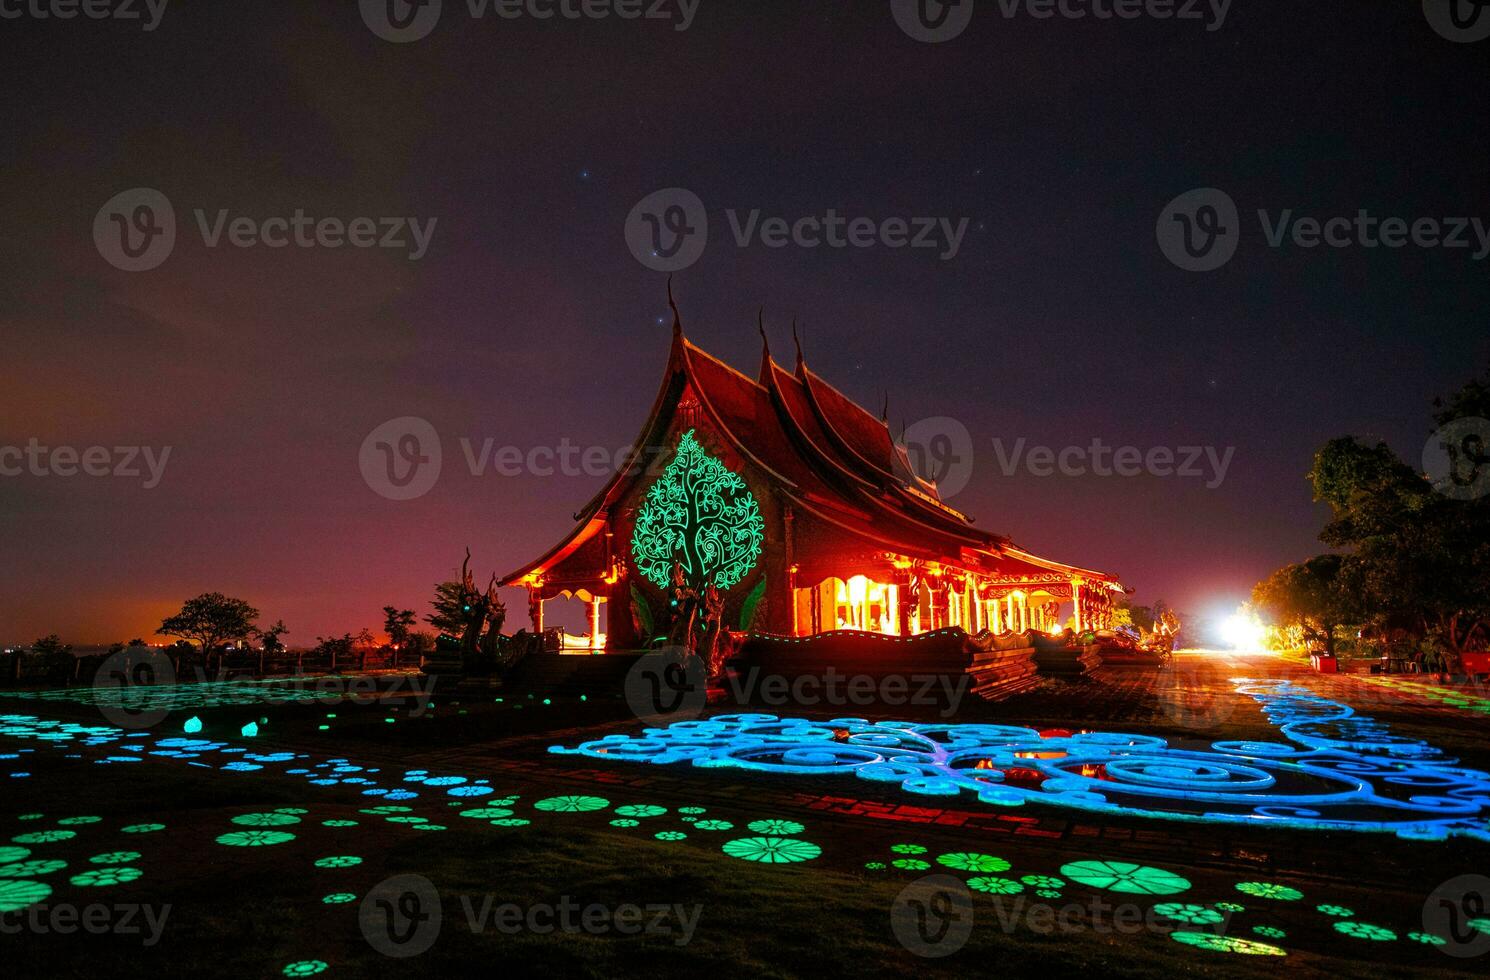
895,576 -> 913,636
990,597 -> 1003,634
588,597 -> 603,651
1071,578 -> 1084,633
528,588 -> 545,633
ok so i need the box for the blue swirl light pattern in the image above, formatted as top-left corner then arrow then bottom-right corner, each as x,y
549,680 -> 1490,840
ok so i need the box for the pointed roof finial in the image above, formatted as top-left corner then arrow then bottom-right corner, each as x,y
667,275 -> 682,336
881,391 -> 890,424
758,306 -> 768,348
792,318 -> 805,366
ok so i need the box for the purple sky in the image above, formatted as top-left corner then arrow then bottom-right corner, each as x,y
1,2 -> 1485,645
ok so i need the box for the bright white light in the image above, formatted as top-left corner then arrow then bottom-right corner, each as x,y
1220,613 -> 1266,650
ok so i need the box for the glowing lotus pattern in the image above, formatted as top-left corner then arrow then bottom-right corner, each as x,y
549,680 -> 1490,839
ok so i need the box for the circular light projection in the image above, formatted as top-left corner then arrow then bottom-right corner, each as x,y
1152,903 -> 1225,925
615,805 -> 667,818
323,820 -> 359,828
232,813 -> 302,827
891,858 -> 931,871
534,796 -> 609,813
274,807 -> 309,815
937,852 -> 1010,873
678,807 -> 707,815
13,831 -> 76,844
282,962 -> 328,977
0,859 -> 67,877
1060,861 -> 1191,895
71,866 -> 143,887
693,820 -> 734,831
458,809 -> 514,820
721,836 -> 821,864
1171,931 -> 1286,956
1021,875 -> 1064,889
1252,925 -> 1286,939
1406,932 -> 1446,946
0,847 -> 32,863
655,831 -> 687,841
968,876 -> 1024,895
864,862 -> 887,870
746,819 -> 805,835
57,816 -> 102,826
609,819 -> 640,828
0,879 -> 52,913
1316,904 -> 1353,917
1214,901 -> 1245,912
322,893 -> 356,905
90,851 -> 141,865
216,830 -> 296,847
491,818 -> 530,827
1333,921 -> 1395,941
121,823 -> 165,834
1035,888 -> 1063,899
1235,882 -> 1302,901
313,856 -> 362,869
890,844 -> 927,855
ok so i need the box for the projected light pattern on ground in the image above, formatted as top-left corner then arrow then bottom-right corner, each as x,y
549,680 -> 1490,839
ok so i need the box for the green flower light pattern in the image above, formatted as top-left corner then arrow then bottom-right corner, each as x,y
0,847 -> 31,863
70,866 -> 143,887
275,808 -> 309,815
967,876 -> 1024,895
533,796 -> 609,813
0,859 -> 67,877
1021,875 -> 1064,889
1316,904 -> 1353,917
121,824 -> 165,834
747,819 -> 805,835
491,818 -> 530,827
1035,888 -> 1062,899
892,858 -> 931,871
629,430 -> 765,591
57,816 -> 102,826
0,879 -> 52,913
890,844 -> 927,855
322,893 -> 356,905
721,836 -> 821,864
90,851 -> 141,865
1215,901 -> 1245,912
232,812 -> 302,827
1468,918 -> 1490,935
313,856 -> 362,869
1333,921 -> 1395,941
1152,903 -> 1225,925
323,820 -> 359,828
1252,926 -> 1286,939
1407,932 -> 1446,946
1171,932 -> 1286,956
1235,882 -> 1303,901
693,820 -> 734,831
610,819 -> 640,828
217,830 -> 296,847
864,862 -> 886,870
1060,861 -> 1191,895
458,809 -> 513,820
654,831 -> 687,841
936,852 -> 1010,873
614,805 -> 667,818
13,830 -> 76,844
282,961 -> 328,977
678,807 -> 707,815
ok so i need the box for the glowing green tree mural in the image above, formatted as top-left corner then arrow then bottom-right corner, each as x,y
630,430 -> 765,591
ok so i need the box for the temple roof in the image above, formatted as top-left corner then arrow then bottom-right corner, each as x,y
500,305 -> 1122,591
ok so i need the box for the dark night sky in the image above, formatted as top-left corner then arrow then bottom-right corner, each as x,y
1,1 -> 1486,644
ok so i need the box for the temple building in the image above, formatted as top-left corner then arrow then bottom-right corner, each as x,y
500,303 -> 1124,652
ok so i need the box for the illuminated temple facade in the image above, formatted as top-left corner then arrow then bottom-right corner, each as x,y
500,308 -> 1124,651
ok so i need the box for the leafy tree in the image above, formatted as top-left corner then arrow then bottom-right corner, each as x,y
31,634 -> 72,660
157,593 -> 260,660
426,581 -> 470,635
259,620 -> 289,654
383,606 -> 417,648
1251,555 -> 1356,658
